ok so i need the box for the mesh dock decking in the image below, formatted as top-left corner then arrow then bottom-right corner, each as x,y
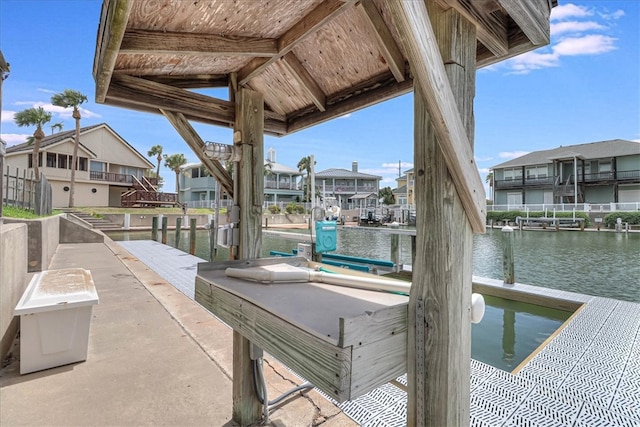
118,240 -> 640,426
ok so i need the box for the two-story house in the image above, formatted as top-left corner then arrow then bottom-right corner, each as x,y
5,123 -> 154,207
179,148 -> 302,207
314,162 -> 382,209
393,168 -> 414,207
491,139 -> 640,208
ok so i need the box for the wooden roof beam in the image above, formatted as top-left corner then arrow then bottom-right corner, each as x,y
280,52 -> 326,112
238,0 -> 357,86
436,0 -> 508,57
106,75 -> 287,135
161,110 -> 234,198
496,0 -> 551,46
388,0 -> 486,233
120,29 -> 278,57
93,0 -> 133,103
141,74 -> 228,89
356,1 -> 406,83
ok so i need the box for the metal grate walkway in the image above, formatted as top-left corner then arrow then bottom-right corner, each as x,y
117,240 -> 640,426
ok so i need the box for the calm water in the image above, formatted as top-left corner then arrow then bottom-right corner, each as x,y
108,227 -> 640,302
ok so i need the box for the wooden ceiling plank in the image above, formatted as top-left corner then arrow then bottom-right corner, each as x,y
388,0 -> 486,233
287,76 -> 414,134
496,0 -> 550,46
141,74 -> 229,89
438,0 -> 508,57
120,29 -> 278,57
281,52 -> 326,112
238,0 -> 357,86
161,109 -> 234,198
356,1 -> 406,83
94,0 -> 133,103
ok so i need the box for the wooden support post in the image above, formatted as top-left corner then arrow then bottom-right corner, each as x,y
232,87 -> 264,425
209,219 -> 216,262
151,216 -> 158,241
189,218 -> 197,255
175,216 -> 182,248
502,225 -> 515,284
161,216 -> 168,244
391,233 -> 400,273
404,4 -> 476,425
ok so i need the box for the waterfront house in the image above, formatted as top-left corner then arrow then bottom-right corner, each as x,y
394,167 -> 414,206
491,139 -> 640,208
179,148 -> 302,207
314,162 -> 382,209
4,123 -> 154,208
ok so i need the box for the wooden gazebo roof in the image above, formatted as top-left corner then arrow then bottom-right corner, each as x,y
93,0 -> 555,137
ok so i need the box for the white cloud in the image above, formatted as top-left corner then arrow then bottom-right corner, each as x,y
478,167 -> 492,174
37,88 -> 56,94
551,21 -> 605,36
7,101 -> 101,120
1,133 -> 31,146
1,110 -> 16,122
551,3 -> 592,21
600,10 -> 624,20
554,34 -> 617,56
498,151 -> 529,160
338,113 -> 351,119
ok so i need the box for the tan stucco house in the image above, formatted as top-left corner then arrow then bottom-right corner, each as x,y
5,123 -> 153,208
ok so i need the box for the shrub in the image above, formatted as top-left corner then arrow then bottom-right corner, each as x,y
267,205 -> 281,214
604,212 -> 640,228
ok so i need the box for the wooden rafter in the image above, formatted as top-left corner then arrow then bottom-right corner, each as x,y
497,0 -> 551,46
141,74 -> 228,89
94,0 -> 132,103
161,110 -> 234,198
238,0 -> 356,86
388,0 -> 486,233
356,1 -> 406,83
120,29 -> 278,57
437,0 -> 508,57
105,75 -> 287,135
280,52 -> 326,112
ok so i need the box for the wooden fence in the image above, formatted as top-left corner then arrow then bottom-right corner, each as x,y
2,166 -> 52,215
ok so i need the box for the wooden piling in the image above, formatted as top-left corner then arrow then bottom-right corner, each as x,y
502,225 -> 515,284
151,216 -> 158,241
391,233 -> 400,273
209,219 -> 215,262
189,218 -> 196,255
175,216 -> 182,247
161,216 -> 168,244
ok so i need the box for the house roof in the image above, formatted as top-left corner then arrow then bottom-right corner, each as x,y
393,184 -> 407,195
93,0 -> 557,137
265,160 -> 301,175
6,124 -> 101,157
492,139 -> 640,169
315,168 -> 382,180
5,123 -> 154,168
349,192 -> 378,199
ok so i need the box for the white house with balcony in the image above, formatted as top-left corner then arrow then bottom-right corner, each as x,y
5,123 -> 154,208
314,162 -> 382,209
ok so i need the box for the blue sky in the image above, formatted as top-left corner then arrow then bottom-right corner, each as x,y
1,0 -> 638,194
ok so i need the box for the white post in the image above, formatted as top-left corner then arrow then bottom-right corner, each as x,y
124,213 -> 130,230
573,155 -> 578,207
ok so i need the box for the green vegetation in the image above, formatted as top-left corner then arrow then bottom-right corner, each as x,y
285,202 -> 305,214
604,212 -> 640,228
2,205 -> 61,219
267,205 -> 281,214
487,210 -> 590,227
13,106 -> 52,181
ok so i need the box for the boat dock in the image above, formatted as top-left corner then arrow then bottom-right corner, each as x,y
116,239 -> 639,426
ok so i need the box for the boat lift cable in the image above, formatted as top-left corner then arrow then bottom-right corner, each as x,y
252,358 -> 315,421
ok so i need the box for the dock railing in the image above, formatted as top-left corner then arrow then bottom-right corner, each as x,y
488,202 -> 640,213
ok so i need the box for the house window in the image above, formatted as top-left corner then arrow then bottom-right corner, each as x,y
46,153 -> 56,168
28,153 -> 42,168
78,157 -> 88,171
503,168 -> 523,180
58,154 -> 68,169
526,165 -> 548,179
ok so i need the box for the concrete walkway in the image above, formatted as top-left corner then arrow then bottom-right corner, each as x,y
0,239 -> 356,426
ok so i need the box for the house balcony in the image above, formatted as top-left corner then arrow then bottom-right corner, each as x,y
265,180 -> 298,190
90,171 -> 134,184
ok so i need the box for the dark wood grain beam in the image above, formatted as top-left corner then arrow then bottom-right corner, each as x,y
437,0 -> 508,57
280,52 -> 326,112
161,110 -> 234,198
120,29 -> 278,56
356,1 -> 406,83
141,74 -> 228,89
496,0 -> 551,46
238,0 -> 357,86
94,0 -> 133,103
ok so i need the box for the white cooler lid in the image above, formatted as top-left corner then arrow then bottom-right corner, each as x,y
15,268 -> 99,315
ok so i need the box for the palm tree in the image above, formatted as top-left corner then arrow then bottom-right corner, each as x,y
379,186 -> 395,205
297,155 -> 315,202
147,144 -> 163,183
14,106 -> 52,181
50,122 -> 63,134
51,89 -> 88,208
164,153 -> 187,201
485,172 -> 494,202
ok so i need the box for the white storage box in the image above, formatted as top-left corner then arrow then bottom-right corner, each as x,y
14,268 -> 98,374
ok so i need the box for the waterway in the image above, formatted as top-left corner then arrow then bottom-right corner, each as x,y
107,227 -> 640,303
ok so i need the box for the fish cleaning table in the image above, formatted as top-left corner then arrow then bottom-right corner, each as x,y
195,257 -> 409,402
